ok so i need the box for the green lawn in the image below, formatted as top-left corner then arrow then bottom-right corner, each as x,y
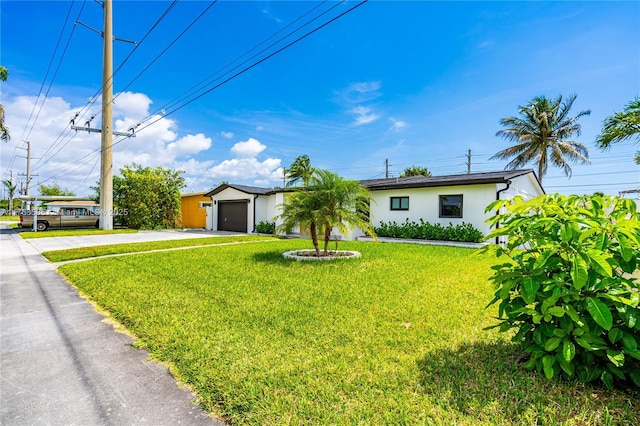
19,228 -> 139,239
43,235 -> 277,262
58,240 -> 639,425
0,215 -> 19,221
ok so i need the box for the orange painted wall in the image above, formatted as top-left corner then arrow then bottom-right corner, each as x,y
180,193 -> 210,228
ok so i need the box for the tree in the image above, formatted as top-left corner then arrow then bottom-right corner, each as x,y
108,164 -> 185,229
483,194 -> 640,389
285,155 -> 314,187
0,65 -> 9,143
492,94 -> 591,183
311,169 -> 376,254
2,179 -> 16,213
37,182 -> 75,208
400,165 -> 432,177
596,98 -> 640,164
277,168 -> 376,256
38,182 -> 75,197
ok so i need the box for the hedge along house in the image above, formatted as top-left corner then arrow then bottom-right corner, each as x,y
204,169 -> 544,241
361,169 -> 544,243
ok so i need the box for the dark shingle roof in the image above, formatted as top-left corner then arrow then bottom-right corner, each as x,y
360,169 -> 539,191
204,169 -> 542,197
204,183 -> 273,197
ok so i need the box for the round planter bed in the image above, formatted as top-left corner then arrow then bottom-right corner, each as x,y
283,250 -> 361,261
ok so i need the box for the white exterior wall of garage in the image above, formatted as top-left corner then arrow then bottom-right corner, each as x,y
208,187 -> 254,232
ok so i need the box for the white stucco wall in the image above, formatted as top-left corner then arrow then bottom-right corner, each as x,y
499,173 -> 543,201
369,184 -> 499,237
254,195 -> 271,228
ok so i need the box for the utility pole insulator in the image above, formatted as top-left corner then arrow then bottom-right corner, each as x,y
71,125 -> 135,137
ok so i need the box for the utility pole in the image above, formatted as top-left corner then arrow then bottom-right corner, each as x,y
73,0 -> 134,230
466,149 -> 472,174
17,141 -> 39,209
100,0 -> 114,230
385,159 -> 389,178
8,169 -> 14,213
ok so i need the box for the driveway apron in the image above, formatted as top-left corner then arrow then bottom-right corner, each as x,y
0,227 -> 223,425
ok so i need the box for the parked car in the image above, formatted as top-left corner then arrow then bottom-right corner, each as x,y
20,207 -> 100,231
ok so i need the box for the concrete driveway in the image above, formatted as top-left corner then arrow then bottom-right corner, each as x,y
19,228 -> 241,254
0,226 -> 226,425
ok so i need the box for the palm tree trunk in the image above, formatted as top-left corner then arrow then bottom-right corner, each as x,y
323,225 -> 332,255
310,222 -> 320,256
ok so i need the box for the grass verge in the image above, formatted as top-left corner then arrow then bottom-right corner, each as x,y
0,215 -> 19,221
59,240 -> 639,425
19,228 -> 139,239
44,235 -> 277,262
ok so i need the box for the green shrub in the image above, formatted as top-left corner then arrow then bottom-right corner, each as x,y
483,194 -> 640,389
255,221 -> 276,234
374,219 -> 484,243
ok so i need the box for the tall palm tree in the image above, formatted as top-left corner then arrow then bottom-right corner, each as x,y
2,179 -> 16,213
492,94 -> 591,183
596,98 -> 640,164
285,155 -> 314,187
0,65 -> 9,143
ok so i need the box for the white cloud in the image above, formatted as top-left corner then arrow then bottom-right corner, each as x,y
230,137 -> 266,158
389,118 -> 407,131
2,92 -> 285,195
350,81 -> 381,94
340,81 -> 382,103
220,131 -> 234,139
167,133 -> 212,157
205,137 -> 283,185
478,40 -> 494,48
112,92 -> 152,119
352,106 -> 380,126
206,157 -> 283,182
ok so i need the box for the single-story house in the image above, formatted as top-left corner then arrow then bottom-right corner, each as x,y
203,169 -> 544,241
180,192 -> 212,228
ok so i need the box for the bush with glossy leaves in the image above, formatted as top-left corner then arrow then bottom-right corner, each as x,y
483,194 -> 640,389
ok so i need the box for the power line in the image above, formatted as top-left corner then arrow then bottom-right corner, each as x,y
28,0 -> 368,191
123,0 -> 369,142
33,0 -> 179,172
18,1 -> 81,144
139,0 -> 341,124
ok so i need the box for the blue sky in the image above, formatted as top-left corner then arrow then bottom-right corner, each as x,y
1,0 -> 638,197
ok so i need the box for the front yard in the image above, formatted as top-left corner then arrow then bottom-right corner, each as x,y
58,240 -> 638,425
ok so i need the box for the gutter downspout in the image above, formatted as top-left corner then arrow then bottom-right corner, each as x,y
253,195 -> 258,233
495,180 -> 511,244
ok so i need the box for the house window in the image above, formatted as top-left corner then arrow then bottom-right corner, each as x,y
439,195 -> 463,218
390,196 -> 409,211
199,202 -> 212,209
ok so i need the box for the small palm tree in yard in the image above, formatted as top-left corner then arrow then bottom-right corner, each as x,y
492,94 -> 591,183
277,168 -> 376,256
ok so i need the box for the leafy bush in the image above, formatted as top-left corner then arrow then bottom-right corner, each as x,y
483,194 -> 640,389
374,219 -> 484,243
255,221 -> 276,234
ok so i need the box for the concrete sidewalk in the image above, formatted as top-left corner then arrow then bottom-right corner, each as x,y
0,227 -> 224,425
